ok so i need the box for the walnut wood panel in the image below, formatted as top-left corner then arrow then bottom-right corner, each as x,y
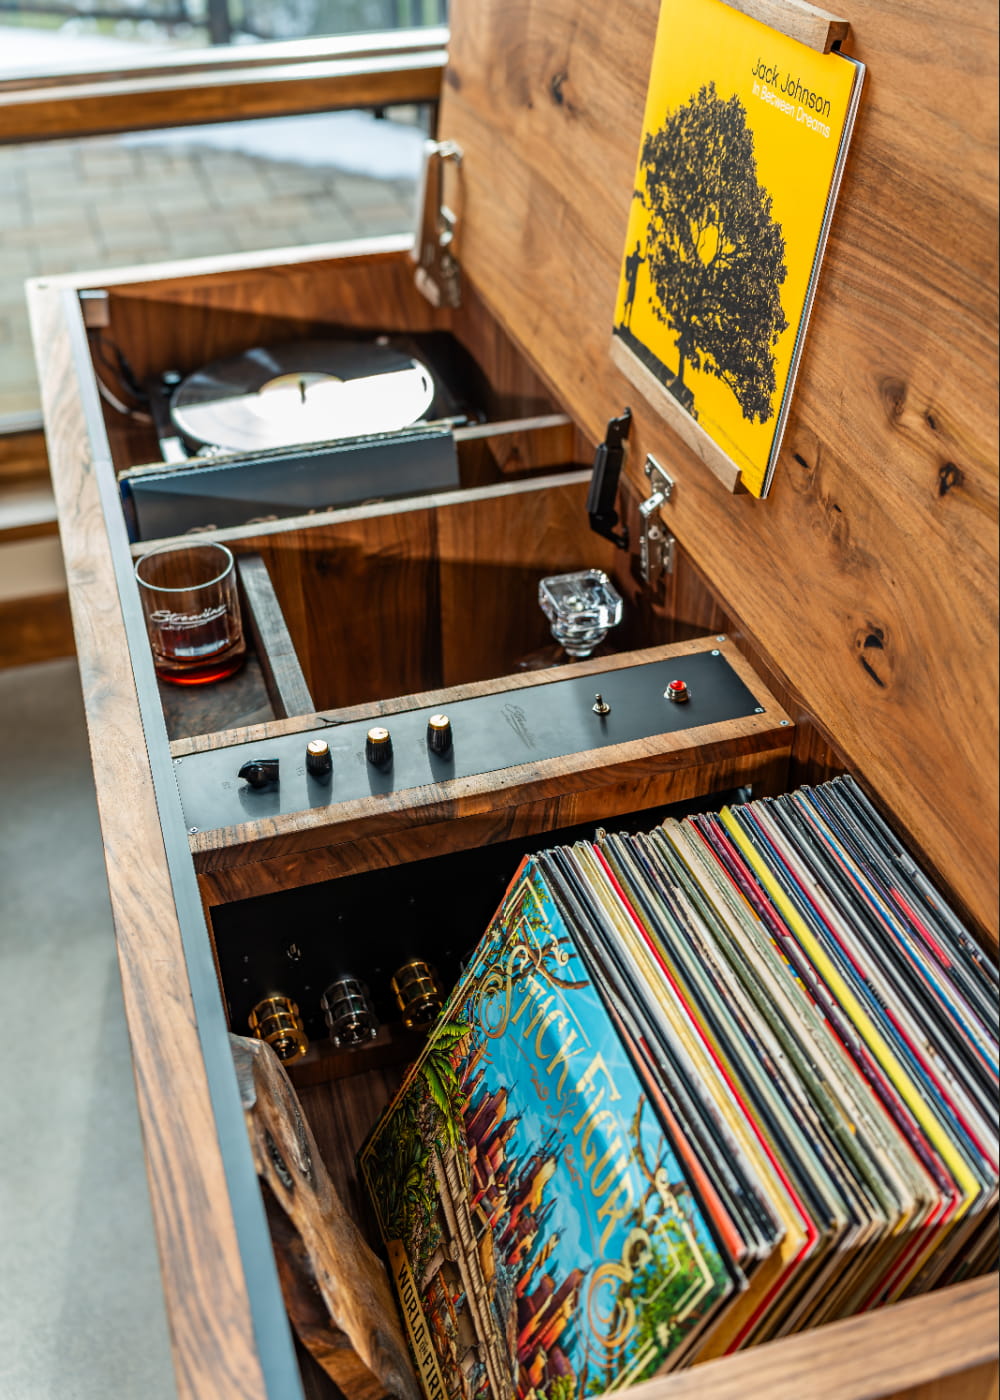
624,1278 -> 999,1400
454,414 -> 578,485
27,284 -> 269,1399
438,0 -> 999,943
159,651 -> 273,742
719,0 -> 849,52
436,475 -> 616,683
0,29 -> 447,90
235,554 -> 315,720
882,1367 -> 999,1400
196,745 -> 791,904
0,590 -> 74,667
143,472 -> 597,713
126,469 -> 591,555
232,1036 -> 419,1400
236,505 -> 442,711
287,1024 -> 427,1091
1,51 -> 446,143
0,427 -> 49,481
296,1065 -> 410,1252
85,245 -> 565,475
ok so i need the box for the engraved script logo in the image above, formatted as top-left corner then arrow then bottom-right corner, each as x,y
500,702 -> 536,749
150,605 -> 228,632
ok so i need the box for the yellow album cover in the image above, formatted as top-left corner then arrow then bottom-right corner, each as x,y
613,0 -> 864,496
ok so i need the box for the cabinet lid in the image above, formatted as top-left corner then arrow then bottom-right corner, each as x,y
436,0 -> 1000,943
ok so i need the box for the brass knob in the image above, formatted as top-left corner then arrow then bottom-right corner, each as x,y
427,713 -> 453,755
306,738 -> 332,778
366,726 -> 393,768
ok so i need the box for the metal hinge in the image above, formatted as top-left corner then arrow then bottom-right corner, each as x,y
639,454 -> 676,582
411,139 -> 463,308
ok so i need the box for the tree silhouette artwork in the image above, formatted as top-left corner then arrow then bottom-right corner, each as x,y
632,82 -> 789,424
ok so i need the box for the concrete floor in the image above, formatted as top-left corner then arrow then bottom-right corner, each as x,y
0,657 -> 176,1400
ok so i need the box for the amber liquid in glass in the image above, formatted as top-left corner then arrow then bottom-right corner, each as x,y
149,603 -> 245,685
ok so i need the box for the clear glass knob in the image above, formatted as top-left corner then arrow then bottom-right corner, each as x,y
538,569 -> 623,659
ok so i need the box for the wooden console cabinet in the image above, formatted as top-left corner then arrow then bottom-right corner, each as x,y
28,0 -> 998,1394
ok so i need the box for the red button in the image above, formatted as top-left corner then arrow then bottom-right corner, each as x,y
666,679 -> 689,702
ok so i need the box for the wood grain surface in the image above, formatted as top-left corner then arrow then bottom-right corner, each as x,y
0,590 -> 74,667
133,473 -> 601,711
621,1278 -> 999,1400
0,427 -> 49,481
235,553 -> 315,720
438,0 -> 1000,943
158,651 -> 273,742
881,1367 -> 998,1400
2,50 -> 446,142
718,0 -> 849,52
195,745 -> 791,904
27,282 -> 272,1399
232,1035 -> 420,1400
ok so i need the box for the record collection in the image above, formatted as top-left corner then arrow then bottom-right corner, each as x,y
359,776 -> 999,1400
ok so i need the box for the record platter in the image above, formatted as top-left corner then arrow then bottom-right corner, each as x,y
121,331 -> 490,541
158,333 -> 484,457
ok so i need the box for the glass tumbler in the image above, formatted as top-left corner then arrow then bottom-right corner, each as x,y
135,541 -> 246,685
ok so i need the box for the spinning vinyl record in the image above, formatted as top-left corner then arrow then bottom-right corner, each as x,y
169,337 -> 438,453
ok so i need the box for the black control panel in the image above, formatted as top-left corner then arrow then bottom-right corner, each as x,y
173,649 -> 764,836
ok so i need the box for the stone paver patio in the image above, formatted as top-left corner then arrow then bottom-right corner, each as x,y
0,118 -> 418,417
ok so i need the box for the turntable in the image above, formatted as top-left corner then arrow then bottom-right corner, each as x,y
119,330 -> 489,540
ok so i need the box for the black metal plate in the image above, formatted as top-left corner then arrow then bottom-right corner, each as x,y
174,649 -> 764,835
